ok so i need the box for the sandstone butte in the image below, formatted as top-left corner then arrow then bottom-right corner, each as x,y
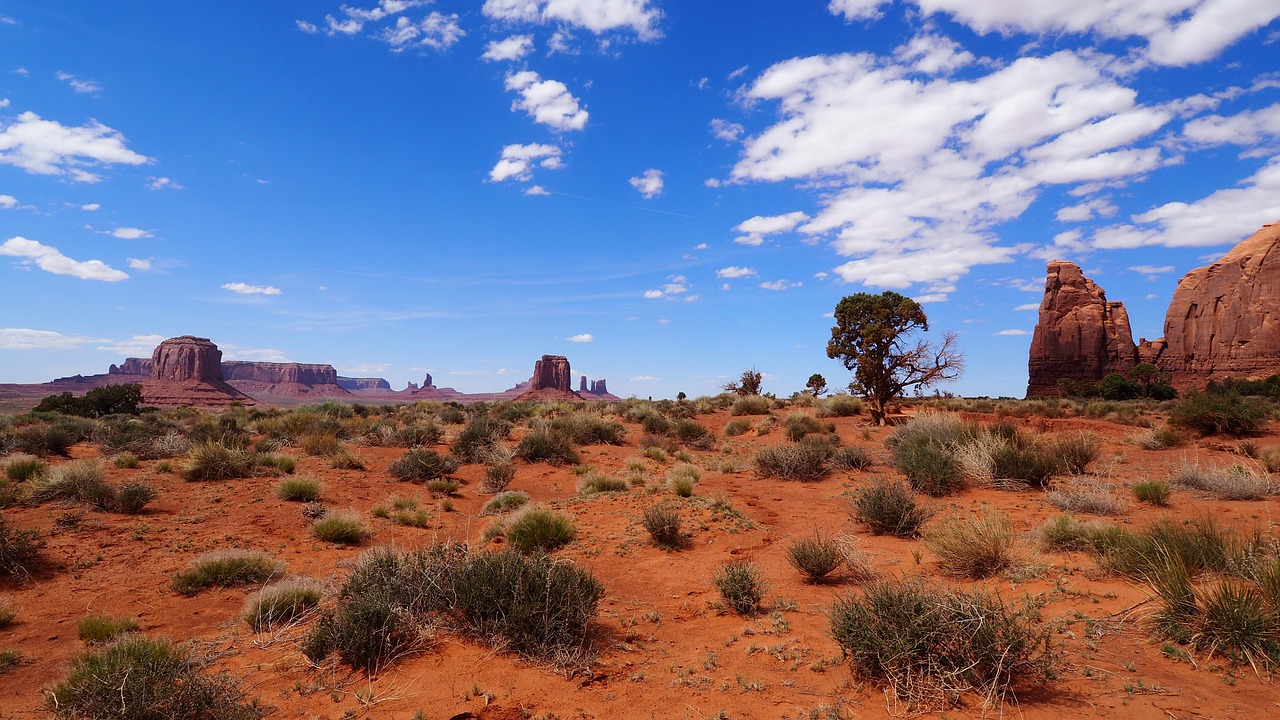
1028,220 -> 1280,395
141,335 -> 257,408
514,354 -> 584,402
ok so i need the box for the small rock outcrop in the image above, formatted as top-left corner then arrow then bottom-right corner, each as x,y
516,355 -> 582,401
580,376 -> 589,393
338,377 -> 392,391
422,373 -> 434,389
143,336 -> 254,407
1027,261 -> 1138,395
1160,222 -> 1280,385
589,379 -> 608,395
109,358 -> 152,376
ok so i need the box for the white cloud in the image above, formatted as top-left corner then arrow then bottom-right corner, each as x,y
1056,197 -> 1118,222
1014,303 -> 1040,311
97,334 -> 165,356
80,203 -> 99,211
0,236 -> 128,281
716,266 -> 757,278
643,289 -> 663,299
0,194 -> 14,209
483,34 -> 534,61
126,257 -> 151,271
220,344 -> 291,363
994,329 -> 1031,336
693,242 -> 709,250
0,98 -> 8,107
644,275 -> 690,299
321,0 -> 427,35
482,0 -> 662,40
1183,103 -> 1280,147
630,375 -> 658,382
505,71 -> 588,131
628,168 -> 663,198
0,328 -> 96,350
733,211 -> 810,246
54,71 -> 101,94
377,12 -> 464,52
1129,264 -> 1174,274
111,227 -> 152,240
296,19 -> 319,33
340,361 -> 392,374
489,142 -> 564,182
221,282 -> 282,295
0,112 -> 150,181
1092,158 -> 1280,248
711,118 -> 744,141
524,184 -> 551,195
566,333 -> 593,342
759,279 -> 802,291
832,0 -> 1280,66
146,176 -> 182,190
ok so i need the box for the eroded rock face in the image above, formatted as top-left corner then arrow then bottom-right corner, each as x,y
530,355 -> 572,392
150,336 -> 223,383
1161,222 -> 1280,385
221,362 -> 338,386
338,377 -> 392,391
589,379 -> 608,395
109,358 -> 153,376
1027,261 -> 1138,395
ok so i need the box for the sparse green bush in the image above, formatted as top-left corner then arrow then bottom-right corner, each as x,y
851,478 -> 931,537
312,510 -> 369,545
989,444 -> 1061,487
829,580 -> 1058,709
181,442 -> 259,481
816,394 -> 863,418
577,472 -> 628,495
392,421 -> 443,447
276,475 -> 322,502
116,482 -> 157,514
924,511 -> 1020,578
479,458 -> 516,494
784,414 -> 835,442
550,413 -> 626,445
786,534 -> 843,583
113,453 -> 140,469
0,517 -> 44,579
329,450 -> 366,470
1038,514 -> 1108,552
1133,480 -> 1172,506
515,427 -> 580,466
3,454 -> 46,482
1051,433 -> 1100,474
244,578 -> 322,632
831,446 -> 872,472
425,479 -> 459,495
171,550 -> 283,595
452,415 -> 510,462
724,419 -> 751,437
1171,458 -> 1270,500
1046,480 -> 1128,516
641,502 -> 684,549
1136,425 -> 1185,450
481,490 -> 529,516
672,419 -> 714,449
754,441 -> 830,481
504,507 -> 576,552
388,448 -> 459,483
46,635 -> 265,720
257,453 -> 296,474
77,614 -> 139,644
730,395 -> 771,416
1170,390 -> 1268,437
893,438 -> 962,496
714,560 -> 766,615
27,459 -> 117,510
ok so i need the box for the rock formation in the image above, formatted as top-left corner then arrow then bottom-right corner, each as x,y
515,355 -> 582,401
109,358 -> 152,376
590,379 -> 608,395
580,376 -> 589,393
142,336 -> 254,407
422,373 -> 433,389
337,377 -> 392,391
1026,261 -> 1138,395
221,361 -> 350,398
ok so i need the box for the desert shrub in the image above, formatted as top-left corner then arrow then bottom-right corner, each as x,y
276,475 -> 322,502
892,438 -> 962,496
924,511 -> 1020,578
829,580 -> 1058,709
480,461 -> 516,494
989,444 -> 1061,487
730,396 -> 772,416
714,560 -> 767,615
887,412 -> 968,448
550,413 -> 626,445
852,478 -> 932,537
1046,480 -> 1128,516
187,416 -> 251,449
257,453 -> 296,474
425,479 -> 460,495
1136,424 -> 1185,450
392,508 -> 432,527
313,510 -> 369,545
1171,459 -> 1270,500
1038,515 -> 1108,552
640,413 -> 672,435
329,450 -> 366,470
28,459 -> 116,510
784,414 -> 835,442
4,454 -> 47,482
0,596 -> 14,627
1170,390 -> 1268,437
113,453 -> 140,469
515,426 -> 580,466
244,578 -> 322,633
181,442 -> 258,481
1133,480 -> 1172,506
816,394 -> 863,417
116,482 -> 157,514
78,614 -> 139,644
754,442 -> 830,481
641,502 -> 684,549
1051,433 -> 1100,474
0,517 -> 44,579
46,635 -> 265,720
505,508 -> 576,553
392,421 -> 443,447
786,534 -> 843,583
1096,517 -> 1240,578
577,472 -> 628,495
724,419 -> 751,437
298,432 -> 345,457
480,490 -> 529,516
172,550 -> 283,595
667,419 -> 710,448
13,419 -> 88,457
452,416 -> 511,462
388,448 -> 459,483
831,446 -> 872,472
35,384 -> 144,419
639,433 -> 679,456
0,480 -> 22,508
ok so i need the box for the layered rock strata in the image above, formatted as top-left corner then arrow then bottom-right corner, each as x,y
142,336 -> 255,407
1026,261 -> 1138,395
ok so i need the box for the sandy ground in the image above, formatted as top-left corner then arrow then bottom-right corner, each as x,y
3,405 -> 1280,719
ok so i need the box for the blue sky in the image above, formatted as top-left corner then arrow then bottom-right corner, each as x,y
2,1 -> 1279,399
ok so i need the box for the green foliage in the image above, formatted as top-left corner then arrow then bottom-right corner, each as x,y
171,550 -> 283,595
989,444 -> 1062,487
730,395 -> 772,416
34,383 -> 144,418
298,431 -> 345,457
46,635 -> 265,720
27,459 -> 117,510
724,419 -> 751,436
577,472 -> 628,495
116,482 -> 157,514
829,580 -> 1057,709
78,614 -> 139,644
257,453 -> 296,474
784,414 -> 836,442
181,442 -> 259,481
641,502 -> 684,549
1133,479 -> 1172,506
1099,372 -> 1142,400
312,510 -> 369,545
671,419 -> 714,448
892,437 -> 962,496
388,448 -> 459,483
452,415 -> 510,462
244,578 -> 322,633
831,446 -> 873,472
515,427 -> 580,466
0,516 -> 44,579
391,421 -> 443,447
923,511 -> 1018,578
815,394 -> 864,418
806,373 -> 828,397
713,560 -> 767,615
786,534 -> 843,583
480,490 -> 529,516
550,413 -> 627,445
4,454 -> 46,482
753,441 -> 830,481
851,478 -> 931,537
1170,390 -> 1269,437
276,475 -> 322,502
504,508 -> 576,552
722,368 -> 763,396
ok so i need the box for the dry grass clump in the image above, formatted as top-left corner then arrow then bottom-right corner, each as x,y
1135,424 -> 1186,450
671,419 -> 714,449
0,596 -> 14,627
171,550 -> 283,595
388,448 -> 459,483
181,441 -> 259,481
452,415 -> 511,463
257,453 -> 296,474
1132,479 -> 1173,506
26,460 -> 115,509
77,614 -> 139,644
244,578 -> 323,633
577,471 -> 628,495
851,478 -> 932,537
667,463 -> 700,497
502,507 -> 576,552
0,517 -> 44,580
1038,514 -> 1110,553
477,444 -> 516,494
786,533 -> 844,583
312,510 -> 370,545
730,395 -> 772,416
4,454 -> 47,482
724,419 -> 751,437
815,394 -> 863,417
480,490 -> 529,516
713,560 -> 767,615
831,446 -> 873,472
829,579 -> 1058,710
550,412 -> 627,445
924,511 -> 1024,578
754,441 -> 830,481
1171,458 -> 1271,500
641,502 -> 685,550
1046,480 -> 1129,516
515,425 -> 580,466
275,475 -> 322,502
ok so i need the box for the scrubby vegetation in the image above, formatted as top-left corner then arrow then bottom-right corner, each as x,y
244,578 -> 323,633
641,502 -> 684,550
714,560 -> 767,615
171,550 -> 284,595
387,448 -> 459,483
0,517 -> 44,579
753,441 -> 830,481
786,533 -> 843,583
851,478 -> 931,537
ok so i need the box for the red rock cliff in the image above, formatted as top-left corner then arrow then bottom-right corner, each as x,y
221,361 -> 339,386
142,336 -> 254,407
1027,261 -> 1138,395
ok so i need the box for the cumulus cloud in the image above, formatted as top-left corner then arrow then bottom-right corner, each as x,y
0,328 -> 96,350
505,71 -> 588,131
111,227 -> 152,240
628,168 -> 663,198
0,194 -> 15,209
994,329 -> 1031,336
146,176 -> 182,190
733,211 -> 810,246
711,118 -> 744,142
97,334 -> 166,356
716,266 -> 757,278
0,112 -> 150,181
0,236 -> 128,281
80,203 -> 99,211
1014,303 -> 1040,311
220,344 -> 291,362
482,0 -> 662,40
308,2 -> 462,52
1183,103 -> 1280,148
483,34 -> 534,61
489,143 -> 564,182
1129,265 -> 1174,274
566,333 -> 593,342
1056,197 -> 1118,222
828,0 -> 1280,66
759,279 -> 801,291
644,274 -> 690,299
126,257 -> 151,271
524,184 -> 551,195
221,282 -> 282,295
376,12 -> 465,52
55,71 -> 102,94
